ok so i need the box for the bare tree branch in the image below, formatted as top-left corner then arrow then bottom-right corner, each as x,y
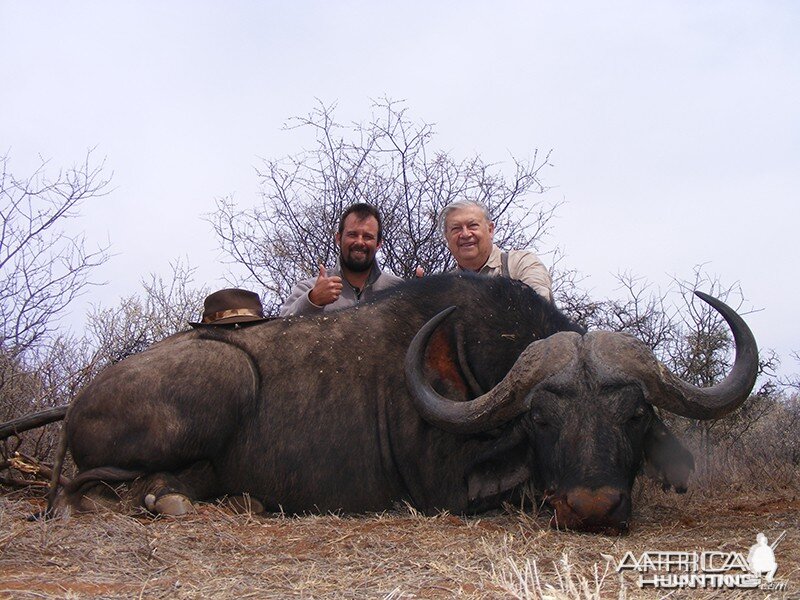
0,150 -> 111,357
205,99 -> 556,313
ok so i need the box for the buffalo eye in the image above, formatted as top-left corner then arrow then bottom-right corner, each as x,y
530,411 -> 549,428
629,404 -> 648,424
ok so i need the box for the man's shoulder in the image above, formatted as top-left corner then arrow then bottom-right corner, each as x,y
507,248 -> 544,264
379,271 -> 402,282
376,270 -> 403,288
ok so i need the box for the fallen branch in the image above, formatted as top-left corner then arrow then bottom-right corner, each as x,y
0,405 -> 67,440
0,475 -> 49,488
2,452 -> 70,487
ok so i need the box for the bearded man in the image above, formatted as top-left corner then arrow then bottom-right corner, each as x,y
279,203 -> 402,316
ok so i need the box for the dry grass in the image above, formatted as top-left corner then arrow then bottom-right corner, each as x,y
0,481 -> 798,599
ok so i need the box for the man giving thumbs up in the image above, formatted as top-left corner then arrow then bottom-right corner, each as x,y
279,204 -> 402,316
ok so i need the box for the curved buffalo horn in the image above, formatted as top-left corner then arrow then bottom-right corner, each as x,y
646,291 -> 759,419
405,307 -> 577,434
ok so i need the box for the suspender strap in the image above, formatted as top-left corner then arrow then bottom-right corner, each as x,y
500,252 -> 510,278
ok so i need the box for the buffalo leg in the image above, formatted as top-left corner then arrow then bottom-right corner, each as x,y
56,461 -> 222,516
132,461 -> 221,515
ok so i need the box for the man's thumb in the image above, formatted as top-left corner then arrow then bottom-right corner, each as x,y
319,264 -> 328,279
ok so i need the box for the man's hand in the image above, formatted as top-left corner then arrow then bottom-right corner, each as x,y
308,264 -> 343,307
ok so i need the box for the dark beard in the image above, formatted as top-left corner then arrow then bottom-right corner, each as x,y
340,249 -> 374,273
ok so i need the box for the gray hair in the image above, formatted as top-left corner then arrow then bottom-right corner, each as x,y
438,200 -> 492,237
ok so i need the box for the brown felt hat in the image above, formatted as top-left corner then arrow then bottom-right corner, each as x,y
191,288 -> 267,326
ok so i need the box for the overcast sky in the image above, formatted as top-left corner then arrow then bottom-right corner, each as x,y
2,1 -> 798,377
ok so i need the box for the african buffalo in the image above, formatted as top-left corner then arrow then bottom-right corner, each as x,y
49,273 -> 758,532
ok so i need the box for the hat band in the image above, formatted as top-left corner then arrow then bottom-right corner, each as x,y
202,308 -> 263,324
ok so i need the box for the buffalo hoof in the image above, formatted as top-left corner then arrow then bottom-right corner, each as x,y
144,492 -> 195,516
222,494 -> 265,515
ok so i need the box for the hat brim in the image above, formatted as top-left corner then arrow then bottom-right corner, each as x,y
188,315 -> 272,327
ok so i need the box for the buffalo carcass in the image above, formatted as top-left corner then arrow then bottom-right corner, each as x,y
51,273 -> 758,532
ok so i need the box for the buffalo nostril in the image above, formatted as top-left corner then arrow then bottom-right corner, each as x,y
565,486 -> 625,521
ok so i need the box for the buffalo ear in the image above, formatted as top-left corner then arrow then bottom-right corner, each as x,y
643,415 -> 695,493
467,458 -> 530,512
423,325 -> 473,401
466,435 -> 530,512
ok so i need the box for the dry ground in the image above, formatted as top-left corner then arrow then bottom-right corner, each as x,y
0,482 -> 797,599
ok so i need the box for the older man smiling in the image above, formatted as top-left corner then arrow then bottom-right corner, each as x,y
439,199 -> 552,302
